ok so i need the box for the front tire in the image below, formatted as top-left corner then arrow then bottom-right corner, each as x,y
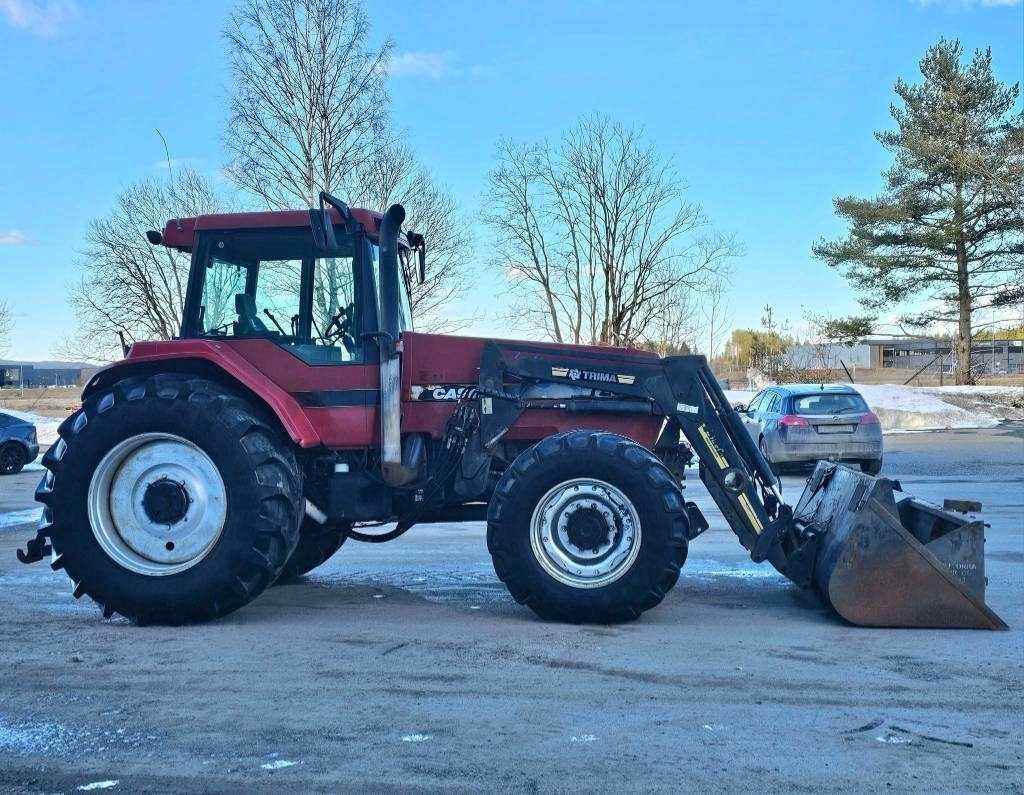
35,375 -> 303,624
487,431 -> 689,623
0,442 -> 27,475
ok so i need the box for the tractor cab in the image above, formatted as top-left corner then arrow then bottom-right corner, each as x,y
162,197 -> 418,367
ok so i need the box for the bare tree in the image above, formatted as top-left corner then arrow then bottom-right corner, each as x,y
224,0 -> 472,328
701,273 -> 732,361
349,141 -> 473,332
63,169 -> 221,362
483,115 -> 738,346
225,0 -> 391,208
0,299 -> 12,356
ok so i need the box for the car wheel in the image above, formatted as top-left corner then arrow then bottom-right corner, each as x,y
860,457 -> 883,476
0,442 -> 27,475
758,436 -> 779,475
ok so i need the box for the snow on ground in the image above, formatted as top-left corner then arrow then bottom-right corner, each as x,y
0,409 -> 61,445
724,383 -> 1023,433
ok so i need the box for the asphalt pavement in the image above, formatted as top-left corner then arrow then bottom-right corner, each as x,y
0,425 -> 1021,794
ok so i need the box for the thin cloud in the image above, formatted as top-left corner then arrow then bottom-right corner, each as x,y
389,50 -> 489,79
153,158 -> 190,171
390,50 -> 456,78
0,229 -> 30,245
0,0 -> 80,37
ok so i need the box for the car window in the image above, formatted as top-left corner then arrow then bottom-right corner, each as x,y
747,392 -> 766,412
767,394 -> 783,413
793,393 -> 869,415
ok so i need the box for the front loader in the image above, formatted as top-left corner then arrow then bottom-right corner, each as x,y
19,195 -> 1006,629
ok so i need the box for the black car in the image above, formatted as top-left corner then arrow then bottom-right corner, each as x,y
0,410 -> 39,475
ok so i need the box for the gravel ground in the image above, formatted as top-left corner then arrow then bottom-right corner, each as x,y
0,425 -> 1021,794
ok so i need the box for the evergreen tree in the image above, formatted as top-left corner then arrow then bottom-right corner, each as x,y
813,39 -> 1023,384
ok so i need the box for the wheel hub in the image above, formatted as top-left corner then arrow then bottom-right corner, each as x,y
530,479 -> 642,589
564,506 -> 613,552
87,433 -> 227,576
142,478 -> 191,525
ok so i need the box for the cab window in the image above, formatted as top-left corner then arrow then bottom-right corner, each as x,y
188,228 -> 366,364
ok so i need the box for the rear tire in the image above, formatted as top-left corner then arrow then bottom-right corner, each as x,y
860,457 -> 883,475
487,431 -> 689,623
276,518 -> 348,583
0,442 -> 27,475
35,375 -> 303,624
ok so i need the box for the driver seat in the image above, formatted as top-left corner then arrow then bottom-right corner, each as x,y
234,294 -> 268,336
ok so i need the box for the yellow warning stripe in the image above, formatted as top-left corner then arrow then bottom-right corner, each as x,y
738,494 -> 764,534
697,425 -> 728,469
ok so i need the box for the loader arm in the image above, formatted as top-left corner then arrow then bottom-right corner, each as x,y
476,341 -> 1006,629
476,343 -> 815,585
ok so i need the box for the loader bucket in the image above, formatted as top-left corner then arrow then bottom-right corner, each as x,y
793,463 -> 1007,629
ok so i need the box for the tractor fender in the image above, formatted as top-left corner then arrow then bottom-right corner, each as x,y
81,341 -> 321,448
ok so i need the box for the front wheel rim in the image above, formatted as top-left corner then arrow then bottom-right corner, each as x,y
530,478 -> 642,588
87,433 -> 227,576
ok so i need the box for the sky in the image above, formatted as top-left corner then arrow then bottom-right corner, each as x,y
0,0 -> 1022,361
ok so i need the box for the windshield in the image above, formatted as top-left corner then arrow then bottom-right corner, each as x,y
186,227 -> 365,363
369,241 -> 414,333
792,393 -> 869,415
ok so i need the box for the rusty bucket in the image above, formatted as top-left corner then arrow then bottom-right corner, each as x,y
793,463 -> 1007,629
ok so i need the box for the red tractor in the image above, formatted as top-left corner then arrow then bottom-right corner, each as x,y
20,194 -> 1005,629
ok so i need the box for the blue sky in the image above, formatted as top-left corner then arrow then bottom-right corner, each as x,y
1,0 -> 1022,360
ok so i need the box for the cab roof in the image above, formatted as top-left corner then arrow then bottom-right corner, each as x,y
160,206 -> 384,252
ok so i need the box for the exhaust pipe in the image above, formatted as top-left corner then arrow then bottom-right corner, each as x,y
377,204 -> 417,486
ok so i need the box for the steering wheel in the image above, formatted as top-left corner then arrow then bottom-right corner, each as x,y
323,303 -> 356,353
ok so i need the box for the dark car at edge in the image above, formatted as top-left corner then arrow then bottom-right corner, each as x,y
0,410 -> 39,475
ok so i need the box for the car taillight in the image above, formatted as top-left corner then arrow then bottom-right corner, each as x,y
860,412 -> 880,424
778,414 -> 809,427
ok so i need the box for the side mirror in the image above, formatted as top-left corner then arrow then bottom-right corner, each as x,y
733,403 -> 747,413
407,231 -> 426,285
310,191 -> 356,254
309,208 -> 339,254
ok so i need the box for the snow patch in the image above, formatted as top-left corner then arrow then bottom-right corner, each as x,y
0,507 -> 43,529
261,760 -> 298,770
77,782 -> 119,791
0,716 -> 73,755
0,408 -> 62,445
724,384 -> 1021,432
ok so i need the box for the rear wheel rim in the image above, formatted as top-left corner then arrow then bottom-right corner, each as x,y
530,478 -> 642,589
87,433 -> 227,576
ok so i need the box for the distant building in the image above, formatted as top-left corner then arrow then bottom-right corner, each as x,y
784,337 -> 1024,375
0,362 -> 95,388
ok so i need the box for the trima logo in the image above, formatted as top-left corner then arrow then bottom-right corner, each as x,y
550,366 -> 636,385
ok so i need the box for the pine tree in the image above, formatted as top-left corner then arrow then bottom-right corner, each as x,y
813,39 -> 1023,384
